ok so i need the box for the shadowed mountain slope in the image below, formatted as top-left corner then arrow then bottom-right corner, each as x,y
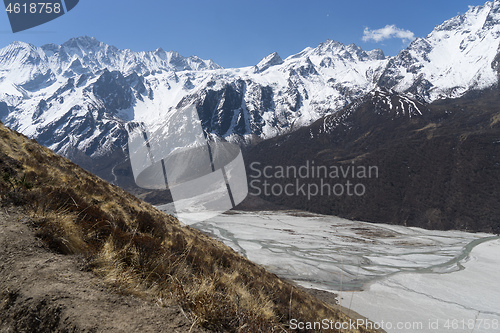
245,88 -> 500,233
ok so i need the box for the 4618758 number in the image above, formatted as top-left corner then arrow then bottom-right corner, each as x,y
6,2 -> 61,14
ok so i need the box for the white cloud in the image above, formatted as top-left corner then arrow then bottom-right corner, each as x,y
362,25 -> 415,43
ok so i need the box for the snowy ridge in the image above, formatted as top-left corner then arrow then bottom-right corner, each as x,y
0,35 -> 391,161
321,87 -> 425,134
0,36 -> 220,97
254,52 -> 283,73
379,0 -> 500,101
168,38 -> 389,140
369,87 -> 424,117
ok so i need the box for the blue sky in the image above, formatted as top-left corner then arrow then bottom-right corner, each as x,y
0,0 -> 489,68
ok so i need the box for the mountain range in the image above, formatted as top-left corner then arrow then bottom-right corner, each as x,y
0,0 -> 499,217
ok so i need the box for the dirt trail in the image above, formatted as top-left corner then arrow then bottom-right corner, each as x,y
0,208 -> 210,333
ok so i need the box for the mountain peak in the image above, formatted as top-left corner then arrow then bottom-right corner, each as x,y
7,40 -> 34,48
0,40 -> 45,70
255,52 -> 283,72
1,41 -> 38,56
314,39 -> 344,54
305,39 -> 385,62
154,47 -> 166,54
367,48 -> 386,60
18,37 -> 221,74
379,0 -> 500,102
321,39 -> 343,47
61,36 -> 102,49
435,0 -> 500,32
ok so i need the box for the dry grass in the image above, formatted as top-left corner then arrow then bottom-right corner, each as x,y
491,113 -> 500,127
0,123 -> 378,333
414,122 -> 438,139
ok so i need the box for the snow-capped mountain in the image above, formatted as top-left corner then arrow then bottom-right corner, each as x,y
379,0 -> 500,101
0,36 -> 220,85
0,1 -> 499,187
175,39 -> 388,142
0,37 -> 389,160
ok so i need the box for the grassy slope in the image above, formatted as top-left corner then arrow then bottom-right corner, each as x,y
0,122 -> 378,333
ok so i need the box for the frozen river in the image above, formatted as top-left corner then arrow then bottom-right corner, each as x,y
190,210 -> 500,333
